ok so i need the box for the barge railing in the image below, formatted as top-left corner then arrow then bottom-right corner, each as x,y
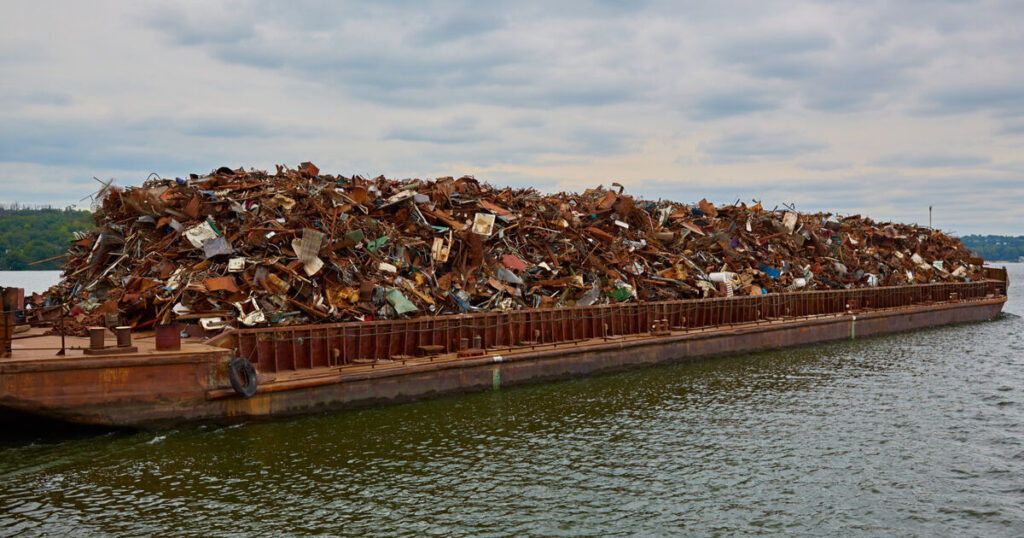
210,279 -> 1007,374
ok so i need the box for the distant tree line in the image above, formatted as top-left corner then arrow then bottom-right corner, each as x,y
959,235 -> 1024,262
0,207 -> 95,270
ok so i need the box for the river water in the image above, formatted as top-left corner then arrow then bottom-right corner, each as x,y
1,266 -> 1022,536
0,271 -> 63,295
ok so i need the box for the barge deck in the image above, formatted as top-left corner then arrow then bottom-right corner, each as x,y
0,275 -> 1009,429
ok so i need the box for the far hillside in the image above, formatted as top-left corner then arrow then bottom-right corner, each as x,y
958,235 -> 1024,262
0,206 -> 95,270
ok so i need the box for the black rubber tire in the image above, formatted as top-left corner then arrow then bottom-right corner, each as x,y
228,357 -> 258,398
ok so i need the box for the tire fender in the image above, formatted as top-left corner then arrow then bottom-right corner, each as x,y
228,357 -> 258,398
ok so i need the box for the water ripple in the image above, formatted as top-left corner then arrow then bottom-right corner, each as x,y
2,265 -> 1023,536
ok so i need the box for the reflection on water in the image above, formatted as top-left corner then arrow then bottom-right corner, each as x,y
2,265 -> 1023,536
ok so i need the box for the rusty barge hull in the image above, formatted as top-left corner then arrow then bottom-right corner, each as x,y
0,280 -> 1006,429
210,297 -> 1005,422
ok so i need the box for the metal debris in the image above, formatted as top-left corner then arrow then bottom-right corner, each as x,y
33,163 -> 985,335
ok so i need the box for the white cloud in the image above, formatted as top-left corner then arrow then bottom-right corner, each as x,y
0,0 -> 1022,234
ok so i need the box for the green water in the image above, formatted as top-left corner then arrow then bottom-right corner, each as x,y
2,266 -> 1023,536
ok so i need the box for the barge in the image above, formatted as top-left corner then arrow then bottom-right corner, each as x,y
0,268 -> 1007,429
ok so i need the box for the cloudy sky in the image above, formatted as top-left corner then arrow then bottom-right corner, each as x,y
2,0 -> 1023,235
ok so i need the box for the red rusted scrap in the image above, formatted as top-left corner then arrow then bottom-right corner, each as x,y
698,198 -> 718,218
585,226 -> 616,243
204,277 -> 240,293
30,162 -> 986,336
501,254 -> 529,272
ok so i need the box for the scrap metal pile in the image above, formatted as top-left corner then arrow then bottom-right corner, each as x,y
38,164 -> 983,333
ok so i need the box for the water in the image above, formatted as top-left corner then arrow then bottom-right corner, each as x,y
2,265 -> 1022,536
0,271 -> 62,294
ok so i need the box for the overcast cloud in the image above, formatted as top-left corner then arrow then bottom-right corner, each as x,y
1,0 -> 1023,234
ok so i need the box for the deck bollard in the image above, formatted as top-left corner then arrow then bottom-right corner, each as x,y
89,327 -> 106,350
115,326 -> 132,348
85,326 -> 138,355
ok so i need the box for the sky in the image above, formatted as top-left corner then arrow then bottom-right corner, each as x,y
1,0 -> 1023,235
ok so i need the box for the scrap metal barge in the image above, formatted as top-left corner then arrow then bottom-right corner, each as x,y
0,270 -> 1008,429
